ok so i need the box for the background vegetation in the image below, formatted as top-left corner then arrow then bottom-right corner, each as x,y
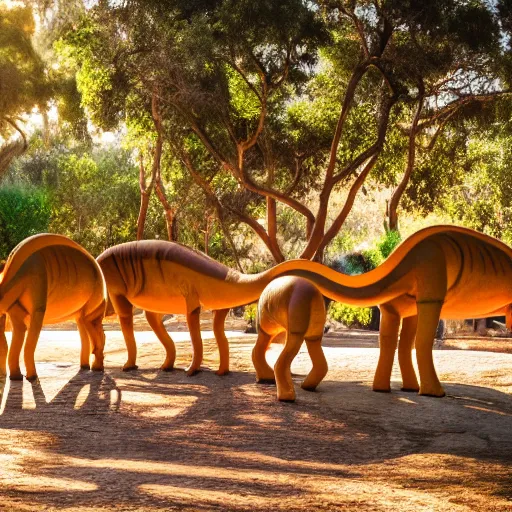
1,0 -> 512,326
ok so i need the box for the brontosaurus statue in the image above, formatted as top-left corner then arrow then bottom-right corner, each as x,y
277,225 -> 512,397
0,234 -> 106,380
96,241 -> 316,375
252,276 -> 328,402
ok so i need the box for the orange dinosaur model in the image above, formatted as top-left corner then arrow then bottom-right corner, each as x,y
97,241 -> 335,376
0,234 -> 106,380
252,276 -> 328,402
277,225 -> 512,397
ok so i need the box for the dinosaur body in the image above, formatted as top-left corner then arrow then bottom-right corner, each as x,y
0,234 -> 106,380
277,225 -> 512,397
97,241 -> 303,375
252,276 -> 328,402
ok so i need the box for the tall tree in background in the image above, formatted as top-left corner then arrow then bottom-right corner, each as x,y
57,0 -> 512,261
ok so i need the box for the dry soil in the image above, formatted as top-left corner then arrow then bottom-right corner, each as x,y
0,317 -> 511,512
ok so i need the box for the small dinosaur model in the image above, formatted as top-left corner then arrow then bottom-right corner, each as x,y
0,234 -> 106,380
252,276 -> 328,402
278,225 -> 512,397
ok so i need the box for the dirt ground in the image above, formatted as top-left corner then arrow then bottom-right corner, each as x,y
0,314 -> 511,511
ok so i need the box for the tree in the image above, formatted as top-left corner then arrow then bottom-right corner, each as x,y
58,0 -> 511,261
0,5 -> 51,178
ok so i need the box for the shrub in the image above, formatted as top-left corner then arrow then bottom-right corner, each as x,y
243,303 -> 257,324
328,302 -> 372,327
378,229 -> 402,259
0,186 -> 51,259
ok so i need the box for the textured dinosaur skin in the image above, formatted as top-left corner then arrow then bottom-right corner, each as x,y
96,241 -> 337,375
0,234 -> 106,381
252,276 -> 328,402
277,225 -> 512,397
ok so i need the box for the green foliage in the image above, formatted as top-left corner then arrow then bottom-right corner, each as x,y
0,186 -> 51,259
0,6 -> 51,130
5,143 -> 141,256
243,303 -> 257,323
49,150 -> 140,255
325,229 -> 402,328
378,230 -> 402,259
328,302 -> 372,328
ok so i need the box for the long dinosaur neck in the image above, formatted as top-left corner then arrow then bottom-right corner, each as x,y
232,224 -> 512,308
226,260 -> 400,307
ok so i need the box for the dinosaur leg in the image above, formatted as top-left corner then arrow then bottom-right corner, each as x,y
8,306 -> 27,381
415,301 -> 445,397
274,332 -> 303,402
185,307 -> 203,376
398,314 -> 419,392
302,337 -> 328,391
76,317 -> 91,370
213,308 -> 230,376
145,311 -> 176,372
86,310 -> 105,372
252,329 -> 276,383
0,315 -> 7,377
23,310 -> 45,382
111,295 -> 138,371
373,306 -> 400,392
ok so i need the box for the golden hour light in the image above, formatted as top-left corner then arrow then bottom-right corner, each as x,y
1,1 -> 512,510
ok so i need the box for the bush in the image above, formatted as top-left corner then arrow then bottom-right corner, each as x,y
0,186 -> 52,259
325,230 -> 403,329
243,303 -> 257,324
378,229 -> 402,258
328,302 -> 372,327
243,303 -> 258,333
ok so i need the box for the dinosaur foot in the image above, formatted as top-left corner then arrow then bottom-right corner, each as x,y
401,387 -> 420,393
277,394 -> 296,403
372,388 -> 391,393
419,383 -> 446,397
91,363 -> 104,372
185,367 -> 201,377
80,364 -> 91,371
122,364 -> 139,372
160,365 -> 174,372
419,391 -> 446,398
215,368 -> 230,376
256,378 -> 276,385
301,384 -> 318,392
26,374 -> 39,383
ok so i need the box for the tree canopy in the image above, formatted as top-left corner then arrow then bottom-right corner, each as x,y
1,0 -> 511,265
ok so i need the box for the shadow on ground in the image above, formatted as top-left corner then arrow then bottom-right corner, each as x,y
0,351 -> 511,512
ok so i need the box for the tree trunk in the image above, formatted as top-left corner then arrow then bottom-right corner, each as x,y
151,89 -> 176,240
155,178 -> 175,241
388,87 -> 425,232
137,191 -> 151,241
137,154 -> 157,241
0,119 -> 28,180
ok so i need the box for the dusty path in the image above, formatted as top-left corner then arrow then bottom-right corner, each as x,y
0,327 -> 511,512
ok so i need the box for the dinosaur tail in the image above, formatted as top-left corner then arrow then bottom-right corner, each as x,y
104,293 -> 117,318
